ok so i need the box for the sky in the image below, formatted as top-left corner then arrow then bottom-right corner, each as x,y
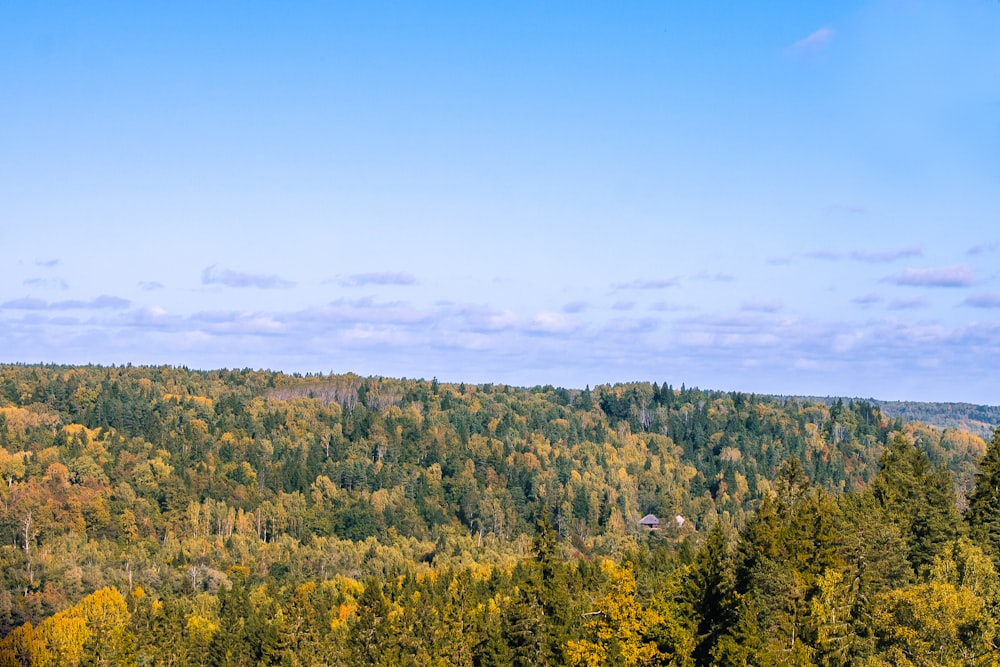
2,1 -> 999,404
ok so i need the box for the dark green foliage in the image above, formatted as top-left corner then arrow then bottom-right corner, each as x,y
870,433 -> 963,574
685,522 -> 734,666
0,364 -> 990,666
347,579 -> 392,665
716,460 -> 854,664
209,575 -> 251,666
966,428 -> 1000,570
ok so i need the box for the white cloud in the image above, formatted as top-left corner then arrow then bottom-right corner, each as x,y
789,27 -> 835,55
886,264 -> 975,288
850,247 -> 922,263
832,331 -> 866,353
741,299 -> 782,313
23,278 -> 69,290
649,301 -> 695,312
460,306 -> 520,332
964,293 -> 1000,309
1,298 -> 48,310
806,249 -> 842,261
887,296 -> 928,310
1,295 -> 130,310
852,293 -> 882,306
338,272 -> 417,287
328,297 -> 406,309
692,272 -> 736,282
527,311 -> 581,336
602,317 -> 659,334
202,265 -> 295,289
7,283 -> 1000,403
967,242 -> 998,256
613,278 -> 680,290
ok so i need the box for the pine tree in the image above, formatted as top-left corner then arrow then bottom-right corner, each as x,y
501,584 -> 551,667
533,515 -> 575,660
209,575 -> 251,667
685,522 -> 735,666
347,579 -> 392,666
966,428 -> 1000,571
838,495 -> 912,659
870,433 -> 962,575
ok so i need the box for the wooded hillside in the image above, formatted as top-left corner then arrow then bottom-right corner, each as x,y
0,364 -> 996,665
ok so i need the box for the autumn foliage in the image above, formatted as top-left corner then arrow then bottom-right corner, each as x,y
0,364 -> 997,665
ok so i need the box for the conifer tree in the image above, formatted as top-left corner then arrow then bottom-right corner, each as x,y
500,584 -> 551,667
209,575 -> 251,667
838,495 -> 912,659
347,579 -> 393,666
870,433 -> 961,574
497,517 -> 575,666
685,522 -> 735,666
966,428 -> 1000,571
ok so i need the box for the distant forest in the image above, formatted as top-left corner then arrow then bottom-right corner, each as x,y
794,395 -> 1000,441
1,364 -> 999,665
875,401 -> 1000,440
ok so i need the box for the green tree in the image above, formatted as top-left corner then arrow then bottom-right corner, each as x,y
870,433 -> 962,574
966,428 -> 1000,571
347,579 -> 393,666
685,522 -> 735,666
209,574 -> 250,667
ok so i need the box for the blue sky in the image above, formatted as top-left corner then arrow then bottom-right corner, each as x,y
2,1 -> 999,403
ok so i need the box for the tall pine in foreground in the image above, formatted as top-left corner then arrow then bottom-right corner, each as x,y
685,522 -> 735,666
869,432 -> 962,575
966,427 -> 1000,571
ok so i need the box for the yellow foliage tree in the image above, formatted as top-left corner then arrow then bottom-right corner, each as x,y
0,587 -> 132,667
565,560 -> 668,667
866,582 -> 997,667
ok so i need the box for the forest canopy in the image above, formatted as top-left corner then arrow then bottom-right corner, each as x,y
0,364 -> 996,666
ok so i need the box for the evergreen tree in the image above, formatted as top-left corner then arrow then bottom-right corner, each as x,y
209,574 -> 251,667
870,433 -> 962,575
966,428 -> 1000,571
535,515 -> 571,637
685,522 -> 735,666
838,495 -> 912,660
500,584 -> 551,667
347,579 -> 393,666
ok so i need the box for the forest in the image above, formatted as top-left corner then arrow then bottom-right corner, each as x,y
0,363 -> 998,666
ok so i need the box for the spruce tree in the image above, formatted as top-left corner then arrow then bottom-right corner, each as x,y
685,522 -> 735,666
966,427 -> 1000,571
870,432 -> 961,575
347,579 -> 393,666
209,574 -> 251,667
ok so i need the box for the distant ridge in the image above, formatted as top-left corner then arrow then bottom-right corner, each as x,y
791,395 -> 1000,440
874,400 -> 1000,440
